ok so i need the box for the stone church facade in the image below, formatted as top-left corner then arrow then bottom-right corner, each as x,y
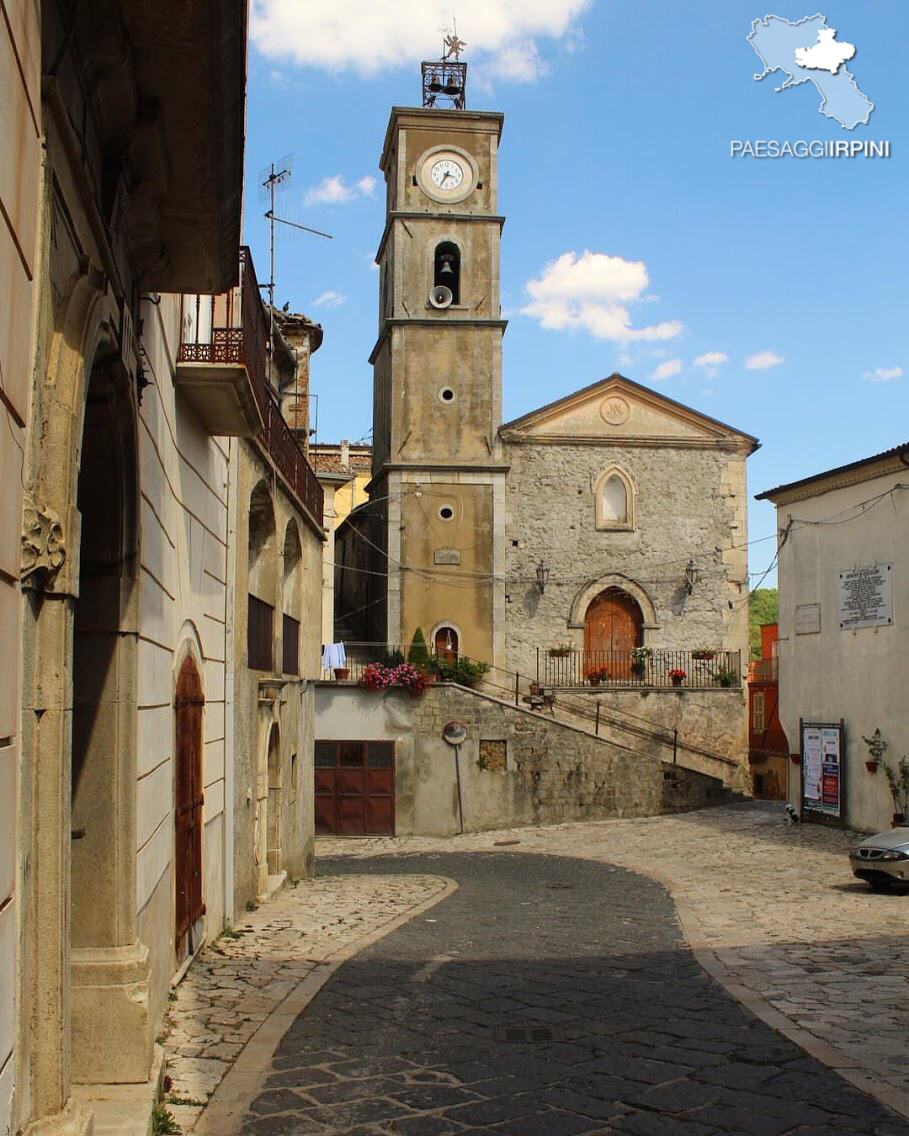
347,101 -> 757,691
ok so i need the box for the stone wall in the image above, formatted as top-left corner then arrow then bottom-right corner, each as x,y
314,684 -> 736,838
578,688 -> 749,792
503,438 -> 750,679
231,443 -> 322,912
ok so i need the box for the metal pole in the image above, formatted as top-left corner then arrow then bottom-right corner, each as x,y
268,165 -> 275,391
514,672 -> 519,706
595,702 -> 600,737
673,728 -> 678,764
454,744 -> 465,834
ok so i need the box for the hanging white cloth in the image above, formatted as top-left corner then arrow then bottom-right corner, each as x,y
322,642 -> 347,670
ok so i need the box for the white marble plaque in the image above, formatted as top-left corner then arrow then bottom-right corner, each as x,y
795,603 -> 821,635
838,564 -> 893,630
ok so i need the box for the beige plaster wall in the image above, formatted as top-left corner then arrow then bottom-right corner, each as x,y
314,685 -> 734,836
772,468 -> 908,832
231,445 -> 321,913
503,439 -> 750,677
2,2 -> 41,1129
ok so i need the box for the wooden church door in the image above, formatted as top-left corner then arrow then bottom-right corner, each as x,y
583,588 -> 643,679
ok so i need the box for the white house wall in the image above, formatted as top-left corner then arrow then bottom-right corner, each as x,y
135,293 -> 230,1029
775,469 -> 908,832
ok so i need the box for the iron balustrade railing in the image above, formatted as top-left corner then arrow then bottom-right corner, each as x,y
538,648 -> 742,689
177,247 -> 323,526
748,658 -> 778,682
321,642 -> 739,771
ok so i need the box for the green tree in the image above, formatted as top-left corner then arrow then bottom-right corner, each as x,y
407,627 -> 430,666
748,588 -> 779,659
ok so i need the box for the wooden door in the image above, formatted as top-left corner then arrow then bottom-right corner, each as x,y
174,656 -> 204,955
314,741 -> 395,836
583,588 -> 643,680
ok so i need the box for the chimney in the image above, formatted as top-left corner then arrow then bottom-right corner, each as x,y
340,439 -> 349,467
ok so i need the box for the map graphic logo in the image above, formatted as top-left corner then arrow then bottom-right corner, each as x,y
748,14 -> 873,130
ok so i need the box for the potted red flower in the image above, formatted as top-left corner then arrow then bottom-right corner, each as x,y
585,665 -> 611,687
668,668 -> 686,687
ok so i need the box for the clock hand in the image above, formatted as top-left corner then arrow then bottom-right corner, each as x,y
439,170 -> 452,184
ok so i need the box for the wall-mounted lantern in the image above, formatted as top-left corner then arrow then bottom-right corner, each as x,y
685,559 -> 701,595
536,560 -> 550,595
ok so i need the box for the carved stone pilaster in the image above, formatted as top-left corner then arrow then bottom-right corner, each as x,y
21,495 -> 67,588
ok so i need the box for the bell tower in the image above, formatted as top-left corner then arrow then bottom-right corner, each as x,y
368,56 -> 507,666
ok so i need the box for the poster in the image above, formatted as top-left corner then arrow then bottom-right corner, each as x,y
802,722 -> 843,820
839,564 -> 893,630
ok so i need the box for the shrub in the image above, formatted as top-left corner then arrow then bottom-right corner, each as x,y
434,657 -> 490,688
407,627 -> 430,666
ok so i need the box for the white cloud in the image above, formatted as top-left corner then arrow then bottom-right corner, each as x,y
520,251 -> 683,343
652,359 -> 683,381
313,291 -> 347,308
250,0 -> 592,82
693,350 -> 729,378
305,175 -> 376,206
745,351 -> 784,370
863,366 -> 902,383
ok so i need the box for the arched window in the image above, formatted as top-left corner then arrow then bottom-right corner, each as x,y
594,467 -> 635,531
434,625 -> 459,662
434,241 -> 461,303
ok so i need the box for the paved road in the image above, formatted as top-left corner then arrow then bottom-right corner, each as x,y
242,852 -> 909,1135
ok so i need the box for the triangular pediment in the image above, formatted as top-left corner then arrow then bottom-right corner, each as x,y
500,374 -> 758,449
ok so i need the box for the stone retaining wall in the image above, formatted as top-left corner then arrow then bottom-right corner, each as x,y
315,683 -> 737,837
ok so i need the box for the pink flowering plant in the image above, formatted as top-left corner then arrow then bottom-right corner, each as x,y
358,661 -> 425,695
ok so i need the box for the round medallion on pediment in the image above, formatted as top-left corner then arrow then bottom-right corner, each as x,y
600,396 -> 630,426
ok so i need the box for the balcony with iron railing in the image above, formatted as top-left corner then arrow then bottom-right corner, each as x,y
176,247 -> 324,527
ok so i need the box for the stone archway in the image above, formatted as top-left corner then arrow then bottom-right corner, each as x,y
267,724 -> 283,876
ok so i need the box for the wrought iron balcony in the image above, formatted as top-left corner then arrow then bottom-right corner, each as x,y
176,248 -> 324,527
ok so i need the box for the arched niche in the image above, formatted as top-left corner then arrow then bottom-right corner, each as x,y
594,466 -> 635,531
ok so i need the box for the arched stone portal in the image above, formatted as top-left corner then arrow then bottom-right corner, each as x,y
266,724 -> 283,876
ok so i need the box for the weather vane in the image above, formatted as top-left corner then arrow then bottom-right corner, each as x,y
423,16 -> 467,109
441,17 -> 466,61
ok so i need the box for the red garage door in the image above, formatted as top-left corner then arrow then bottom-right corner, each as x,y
314,741 -> 395,836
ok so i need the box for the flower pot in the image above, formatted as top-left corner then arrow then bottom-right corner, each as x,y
333,667 -> 349,681
866,760 -> 878,773
589,678 -> 600,687
671,676 -> 683,687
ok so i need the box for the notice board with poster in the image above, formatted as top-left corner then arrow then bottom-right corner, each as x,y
800,720 -> 845,825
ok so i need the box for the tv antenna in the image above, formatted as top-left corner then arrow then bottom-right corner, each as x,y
259,156 -> 332,389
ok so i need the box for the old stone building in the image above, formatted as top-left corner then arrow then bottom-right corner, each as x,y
2,6 -> 324,1134
501,375 -> 756,684
343,92 -> 757,692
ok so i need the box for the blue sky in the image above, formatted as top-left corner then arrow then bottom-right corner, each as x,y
242,2 -> 907,587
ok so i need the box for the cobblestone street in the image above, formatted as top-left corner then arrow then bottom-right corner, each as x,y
166,803 -> 909,1134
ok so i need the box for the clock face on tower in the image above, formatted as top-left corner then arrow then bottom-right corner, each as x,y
417,146 -> 477,204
